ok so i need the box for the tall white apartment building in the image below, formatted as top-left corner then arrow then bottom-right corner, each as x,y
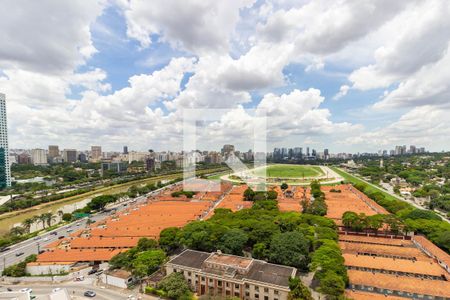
31,149 -> 47,166
0,93 -> 11,188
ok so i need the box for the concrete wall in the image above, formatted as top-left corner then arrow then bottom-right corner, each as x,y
26,264 -> 71,276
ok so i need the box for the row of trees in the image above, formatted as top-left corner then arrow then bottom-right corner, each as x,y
352,182 -> 450,252
301,181 -> 327,216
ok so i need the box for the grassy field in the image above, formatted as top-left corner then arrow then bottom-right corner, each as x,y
253,164 -> 323,178
330,166 -> 400,202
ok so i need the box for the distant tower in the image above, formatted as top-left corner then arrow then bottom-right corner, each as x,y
123,145 -> 128,154
0,93 -> 11,188
380,158 -> 384,169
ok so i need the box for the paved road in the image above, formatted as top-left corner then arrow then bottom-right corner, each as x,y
0,185 -> 171,272
0,283 -> 151,300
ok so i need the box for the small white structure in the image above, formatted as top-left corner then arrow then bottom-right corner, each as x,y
101,269 -> 134,289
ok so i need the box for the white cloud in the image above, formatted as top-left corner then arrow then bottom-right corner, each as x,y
333,85 -> 350,101
0,0 -> 105,74
345,105 -> 450,151
121,0 -> 255,54
349,0 -> 450,90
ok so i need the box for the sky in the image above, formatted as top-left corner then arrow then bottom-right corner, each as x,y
1,0 -> 450,153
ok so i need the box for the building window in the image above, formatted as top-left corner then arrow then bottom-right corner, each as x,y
264,288 -> 269,293
209,278 -> 213,283
255,287 -> 259,292
274,290 -> 279,295
188,272 -> 191,276
218,280 -> 222,287
226,282 -> 230,287
245,292 -> 250,297
264,296 -> 269,300
235,292 -> 240,297
201,277 -> 205,282
235,284 -> 239,289
245,284 -> 250,289
255,293 -> 259,299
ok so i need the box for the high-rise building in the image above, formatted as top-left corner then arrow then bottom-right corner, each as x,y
31,149 -> 47,166
18,153 -> 31,164
324,149 -> 329,159
410,145 -> 416,154
48,145 -> 59,159
306,147 -> 310,156
63,149 -> 77,163
78,152 -> 87,163
123,146 -> 128,154
145,157 -> 155,172
0,93 -> 11,188
91,146 -> 102,161
221,144 -> 235,156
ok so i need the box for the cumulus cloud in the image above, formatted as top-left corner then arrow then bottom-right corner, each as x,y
121,0 -> 255,54
349,0 -> 450,91
344,106 -> 450,150
0,0 -> 105,74
333,85 -> 350,101
257,0 -> 409,55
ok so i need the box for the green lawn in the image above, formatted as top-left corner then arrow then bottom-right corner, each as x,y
253,164 -> 323,178
330,166 -> 400,202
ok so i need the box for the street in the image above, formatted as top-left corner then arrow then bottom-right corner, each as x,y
0,186 -> 167,272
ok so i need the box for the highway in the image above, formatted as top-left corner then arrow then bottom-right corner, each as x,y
0,186 -> 168,272
0,283 -> 154,299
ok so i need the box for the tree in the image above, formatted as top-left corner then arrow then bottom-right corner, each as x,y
280,183 -> 288,190
269,231 -> 310,269
318,271 -> 345,298
57,210 -> 64,220
243,187 -> 255,201
342,211 -> 358,229
41,212 -> 56,228
218,228 -> 248,255
132,249 -> 166,277
158,272 -> 192,300
159,227 -> 181,252
38,214 -> 48,229
288,277 -> 313,300
9,226 -> 25,236
137,238 -> 158,251
22,218 -> 35,233
62,213 -> 73,222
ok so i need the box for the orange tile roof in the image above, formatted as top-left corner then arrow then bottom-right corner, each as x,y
348,269 -> 450,298
345,290 -> 407,300
413,235 -> 450,268
339,235 -> 413,247
70,236 -> 140,249
343,253 -> 445,276
37,249 -> 124,263
339,241 -> 430,261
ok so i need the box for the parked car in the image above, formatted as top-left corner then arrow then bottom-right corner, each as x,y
88,268 -> 98,275
19,288 -> 32,293
84,290 -> 96,297
15,252 -> 24,257
74,276 -> 84,281
38,250 -> 45,254
58,236 -> 65,239
33,236 -> 41,240
52,288 -> 61,293
0,247 -> 11,252
66,228 -> 73,232
50,232 -> 57,235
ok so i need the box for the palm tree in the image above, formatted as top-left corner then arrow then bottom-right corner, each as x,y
9,226 -> 26,236
38,214 -> 48,229
57,210 -> 64,221
42,212 -> 56,228
22,217 -> 36,234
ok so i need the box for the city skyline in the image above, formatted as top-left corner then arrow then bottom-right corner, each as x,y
1,1 -> 450,152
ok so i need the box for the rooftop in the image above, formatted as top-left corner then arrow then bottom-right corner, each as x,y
348,269 -> 450,298
36,249 -> 124,263
167,249 -> 295,288
343,253 -> 445,277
